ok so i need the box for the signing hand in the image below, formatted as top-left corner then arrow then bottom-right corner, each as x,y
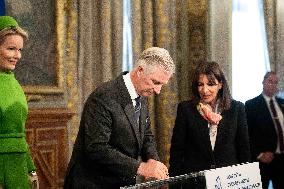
137,159 -> 169,180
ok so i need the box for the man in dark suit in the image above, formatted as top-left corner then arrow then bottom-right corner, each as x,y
245,71 -> 284,189
64,47 -> 175,189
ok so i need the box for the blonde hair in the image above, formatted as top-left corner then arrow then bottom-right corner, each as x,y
0,26 -> 28,45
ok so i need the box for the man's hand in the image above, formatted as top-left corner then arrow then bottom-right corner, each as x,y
257,152 -> 274,164
137,159 -> 169,180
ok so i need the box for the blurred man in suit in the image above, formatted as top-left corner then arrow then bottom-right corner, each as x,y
245,71 -> 284,189
64,47 -> 175,189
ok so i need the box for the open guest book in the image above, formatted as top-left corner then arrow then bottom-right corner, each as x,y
120,162 -> 262,189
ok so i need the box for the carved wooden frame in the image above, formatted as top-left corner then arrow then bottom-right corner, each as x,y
22,1 -> 68,95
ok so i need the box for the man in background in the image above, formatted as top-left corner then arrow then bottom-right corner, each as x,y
64,47 -> 175,189
245,71 -> 284,189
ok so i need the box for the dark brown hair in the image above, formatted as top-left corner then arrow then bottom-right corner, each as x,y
191,61 -> 232,111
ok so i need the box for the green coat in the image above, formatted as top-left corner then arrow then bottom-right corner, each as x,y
0,71 -> 36,189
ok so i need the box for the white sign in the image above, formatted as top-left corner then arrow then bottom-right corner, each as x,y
204,162 -> 262,189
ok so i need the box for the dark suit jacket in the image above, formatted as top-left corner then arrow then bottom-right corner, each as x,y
169,100 -> 251,176
64,73 -> 159,189
245,94 -> 284,160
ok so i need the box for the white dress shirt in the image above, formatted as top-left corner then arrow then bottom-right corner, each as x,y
123,73 -> 139,108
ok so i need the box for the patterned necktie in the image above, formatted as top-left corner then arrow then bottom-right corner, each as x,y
134,97 -> 141,125
269,99 -> 284,152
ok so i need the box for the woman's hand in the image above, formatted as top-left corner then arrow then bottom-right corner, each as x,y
29,171 -> 39,189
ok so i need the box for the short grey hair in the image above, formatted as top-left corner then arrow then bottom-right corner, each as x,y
135,47 -> 175,74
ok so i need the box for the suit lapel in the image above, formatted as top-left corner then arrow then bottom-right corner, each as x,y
116,74 -> 142,148
214,113 -> 224,150
195,111 -> 214,155
276,97 -> 284,113
124,104 -> 141,145
259,95 -> 274,122
139,97 -> 148,141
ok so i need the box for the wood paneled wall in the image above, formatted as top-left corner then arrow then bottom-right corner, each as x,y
26,108 -> 74,189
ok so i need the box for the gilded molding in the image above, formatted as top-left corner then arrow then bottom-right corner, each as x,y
23,0 -> 67,95
65,0 -> 79,142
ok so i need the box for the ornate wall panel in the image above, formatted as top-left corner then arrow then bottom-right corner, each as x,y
26,108 -> 74,189
5,0 -> 78,108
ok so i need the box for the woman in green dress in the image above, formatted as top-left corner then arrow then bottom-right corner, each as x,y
0,16 -> 37,189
